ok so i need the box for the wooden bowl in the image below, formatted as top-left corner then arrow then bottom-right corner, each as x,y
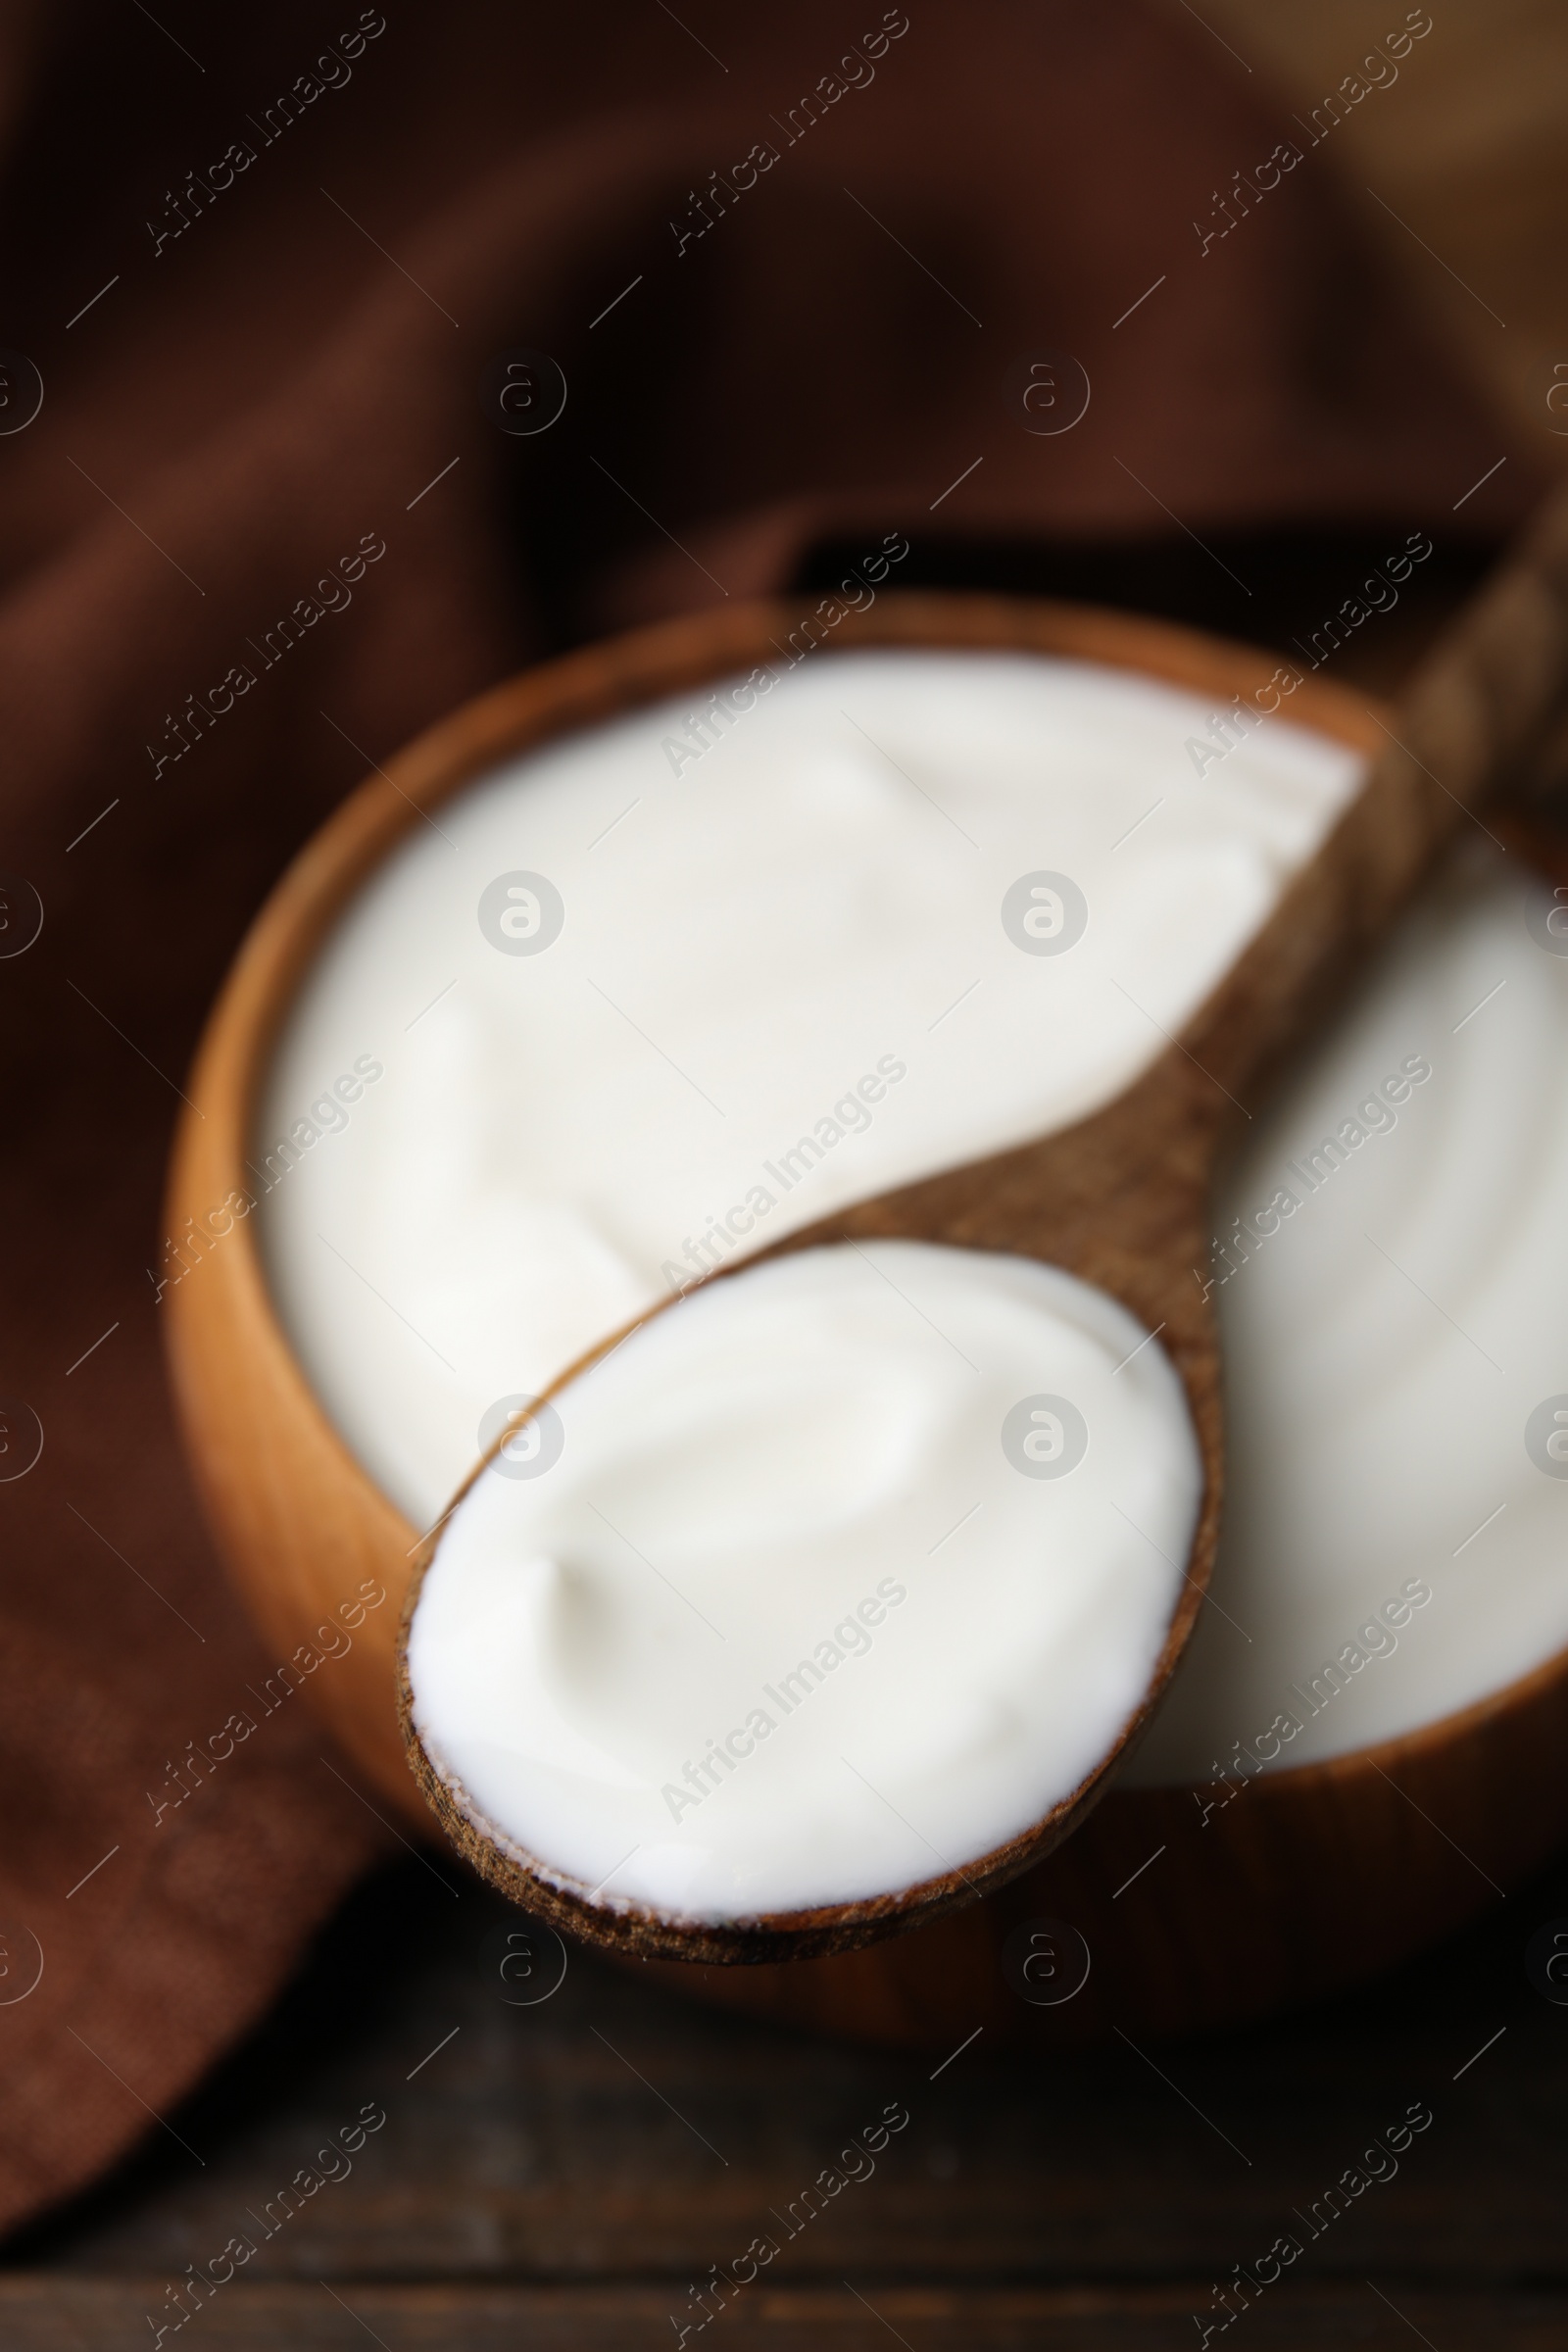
165,592 -> 1568,2043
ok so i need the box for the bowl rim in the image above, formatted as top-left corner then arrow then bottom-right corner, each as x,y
166,587 -> 1568,1961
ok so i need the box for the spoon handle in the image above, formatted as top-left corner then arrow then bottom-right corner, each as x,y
1185,478 -> 1568,1118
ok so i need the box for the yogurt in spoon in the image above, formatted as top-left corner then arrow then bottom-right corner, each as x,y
406,1242 -> 1200,1919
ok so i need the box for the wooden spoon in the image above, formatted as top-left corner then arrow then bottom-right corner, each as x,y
396,495 -> 1568,1967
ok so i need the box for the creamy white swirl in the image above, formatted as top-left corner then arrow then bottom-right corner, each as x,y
407,1242 -> 1199,1919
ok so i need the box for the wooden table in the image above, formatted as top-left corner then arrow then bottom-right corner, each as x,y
3,1839 -> 1567,2349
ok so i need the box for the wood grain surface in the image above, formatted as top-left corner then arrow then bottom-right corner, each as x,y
3,1842 -> 1566,2348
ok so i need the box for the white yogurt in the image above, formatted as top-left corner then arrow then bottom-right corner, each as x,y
1127,841 -> 1568,1782
407,1242 -> 1200,1919
256,650 -> 1360,1525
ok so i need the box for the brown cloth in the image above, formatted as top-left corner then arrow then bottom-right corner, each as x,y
0,0 -> 1535,2233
